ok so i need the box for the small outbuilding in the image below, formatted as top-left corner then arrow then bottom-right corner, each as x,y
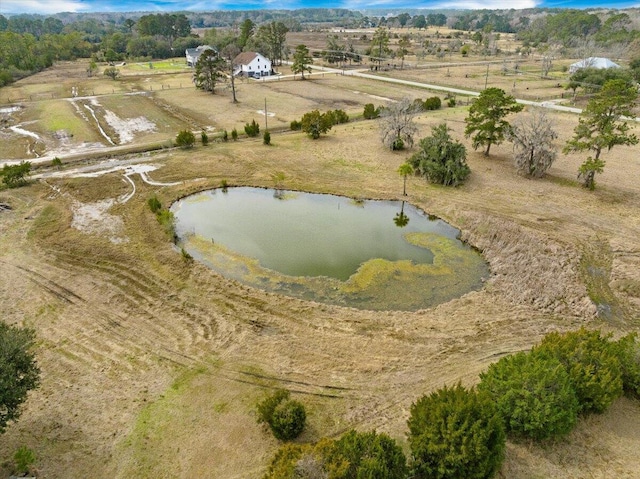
569,57 -> 620,74
186,45 -> 216,67
233,52 -> 272,78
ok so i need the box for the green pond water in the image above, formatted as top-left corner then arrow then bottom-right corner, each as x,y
171,187 -> 489,311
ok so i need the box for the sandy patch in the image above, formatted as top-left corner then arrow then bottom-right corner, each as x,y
103,110 -> 156,144
0,106 -> 21,113
256,109 -> 276,117
71,198 -> 127,244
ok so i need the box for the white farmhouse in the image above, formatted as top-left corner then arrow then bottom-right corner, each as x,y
186,45 -> 216,67
233,52 -> 272,78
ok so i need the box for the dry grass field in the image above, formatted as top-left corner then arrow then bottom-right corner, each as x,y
1,40 -> 639,478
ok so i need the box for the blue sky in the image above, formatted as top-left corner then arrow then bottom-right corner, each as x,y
1,0 -> 638,15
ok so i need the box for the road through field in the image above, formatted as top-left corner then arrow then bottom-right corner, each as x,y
3,63 -> 638,169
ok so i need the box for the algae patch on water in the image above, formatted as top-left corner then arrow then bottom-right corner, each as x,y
183,230 -> 488,311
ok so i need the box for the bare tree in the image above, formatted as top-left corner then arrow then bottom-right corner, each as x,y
508,108 -> 558,178
221,42 -> 241,103
380,98 -> 419,150
604,42 -> 630,61
572,38 -> 599,64
540,43 -> 561,77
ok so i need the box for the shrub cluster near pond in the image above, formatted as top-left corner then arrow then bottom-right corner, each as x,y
291,108 -> 349,139
264,430 -> 407,479
147,195 -> 175,241
261,328 -> 640,478
408,123 -> 470,186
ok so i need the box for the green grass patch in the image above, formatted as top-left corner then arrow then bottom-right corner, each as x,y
28,204 -> 68,240
37,100 -> 99,139
125,59 -> 191,72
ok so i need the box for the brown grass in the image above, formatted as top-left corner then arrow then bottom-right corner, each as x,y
0,53 -> 639,479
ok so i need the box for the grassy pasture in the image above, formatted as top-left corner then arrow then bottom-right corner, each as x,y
0,42 -> 639,478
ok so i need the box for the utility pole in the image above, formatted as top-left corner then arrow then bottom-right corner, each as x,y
484,64 -> 489,90
264,98 -> 268,131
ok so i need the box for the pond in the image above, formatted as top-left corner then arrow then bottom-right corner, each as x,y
171,187 -> 488,311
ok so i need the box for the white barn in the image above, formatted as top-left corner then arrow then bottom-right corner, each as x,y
569,57 -> 620,74
233,52 -> 272,78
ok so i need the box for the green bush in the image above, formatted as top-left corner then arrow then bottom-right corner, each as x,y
391,137 -> 404,151
263,130 -> 271,145
301,110 -> 333,139
175,129 -> 195,148
327,430 -> 407,479
147,196 -> 162,214
13,446 -> 36,475
263,443 -> 311,479
1,161 -> 31,188
290,120 -> 302,131
534,328 -> 623,414
231,128 -> 238,140
478,351 -> 579,441
257,389 -> 306,441
244,119 -> 260,137
363,103 -> 381,119
330,109 -> 349,124
408,383 -> 505,479
424,96 -> 442,110
263,431 -> 406,479
201,130 -> 209,145
222,129 -> 228,142
270,399 -> 306,441
408,123 -> 470,186
51,157 -> 63,168
156,209 -> 175,240
613,332 -> 640,397
0,324 -> 40,434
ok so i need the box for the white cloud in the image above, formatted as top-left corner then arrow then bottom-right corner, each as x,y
0,0 -> 88,14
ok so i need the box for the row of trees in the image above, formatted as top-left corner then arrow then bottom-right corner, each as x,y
465,82 -> 637,189
0,14 -> 197,86
262,328 -> 640,478
377,80 -> 636,191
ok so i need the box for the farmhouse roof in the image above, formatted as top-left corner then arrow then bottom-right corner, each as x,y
233,52 -> 261,65
570,57 -> 620,71
186,45 -> 215,55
